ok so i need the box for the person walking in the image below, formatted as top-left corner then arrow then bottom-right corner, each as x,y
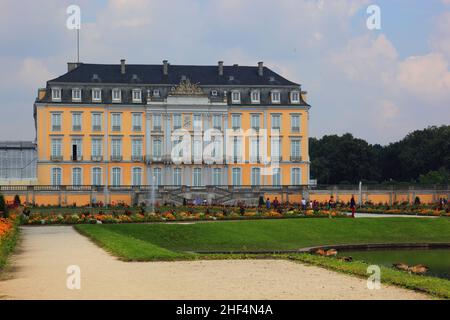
301,198 -> 307,211
350,195 -> 356,218
266,198 -> 271,209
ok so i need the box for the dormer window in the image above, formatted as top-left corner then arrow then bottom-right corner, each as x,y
52,88 -> 61,102
132,89 -> 142,103
153,89 -> 160,98
112,89 -> 121,103
271,91 -> 281,104
251,90 -> 260,104
231,91 -> 241,104
211,90 -> 218,97
92,88 -> 102,102
291,91 -> 300,104
72,88 -> 81,102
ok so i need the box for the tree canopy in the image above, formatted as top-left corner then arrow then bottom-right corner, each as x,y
310,125 -> 450,185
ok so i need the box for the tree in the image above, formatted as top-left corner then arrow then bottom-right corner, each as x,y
0,194 -> 7,218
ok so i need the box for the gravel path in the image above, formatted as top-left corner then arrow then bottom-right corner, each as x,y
0,226 -> 429,300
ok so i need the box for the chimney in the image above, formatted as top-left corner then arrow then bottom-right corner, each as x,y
163,60 -> 168,76
67,62 -> 81,72
218,61 -> 224,76
258,62 -> 264,77
120,59 -> 126,74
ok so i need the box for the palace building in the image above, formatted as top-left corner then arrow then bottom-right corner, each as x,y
33,60 -> 311,204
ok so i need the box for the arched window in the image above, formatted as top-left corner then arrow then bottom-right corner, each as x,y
132,167 -> 142,186
232,168 -> 241,186
92,167 -> 102,186
251,167 -> 261,186
51,167 -> 62,186
111,167 -> 122,186
72,167 -> 82,186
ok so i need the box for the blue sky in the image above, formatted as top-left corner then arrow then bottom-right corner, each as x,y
0,0 -> 449,144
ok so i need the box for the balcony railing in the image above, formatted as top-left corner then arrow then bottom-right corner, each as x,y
91,155 -> 103,162
92,125 -> 102,132
133,126 -> 142,132
110,155 -> 122,162
291,127 -> 300,133
50,155 -> 63,161
290,155 -> 302,162
52,125 -> 61,131
153,126 -> 162,132
131,155 -> 144,162
72,125 -> 82,131
72,155 -> 83,162
112,125 -> 121,132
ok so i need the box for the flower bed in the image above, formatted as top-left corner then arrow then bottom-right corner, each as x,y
0,210 -> 21,269
22,208 -> 348,225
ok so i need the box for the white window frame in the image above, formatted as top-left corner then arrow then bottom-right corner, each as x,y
291,114 -> 301,132
212,114 -> 222,130
153,89 -> 160,97
111,113 -> 122,132
72,113 -> 82,131
173,114 -> 182,130
72,167 -> 83,186
232,168 -> 242,186
213,168 -> 222,186
91,113 -> 102,131
291,168 -> 302,186
92,167 -> 103,186
231,90 -> 241,104
193,168 -> 202,187
132,167 -> 143,186
231,114 -> 242,130
51,139 -> 62,157
290,91 -> 300,104
271,114 -> 281,131
273,168 -> 282,187
52,88 -> 61,102
92,88 -> 102,102
51,113 -> 62,131
51,167 -> 62,186
132,89 -> 142,103
173,168 -> 182,186
132,113 -> 142,131
111,139 -> 122,158
91,139 -> 103,157
153,167 -> 162,186
251,167 -> 261,186
271,91 -> 281,104
72,88 -> 81,102
111,167 -> 122,186
153,114 -> 162,130
112,88 -> 121,103
251,114 -> 261,130
290,139 -> 301,159
251,90 -> 260,104
193,114 -> 202,131
131,139 -> 143,158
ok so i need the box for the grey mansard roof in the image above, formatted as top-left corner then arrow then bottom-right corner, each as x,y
48,63 -> 300,87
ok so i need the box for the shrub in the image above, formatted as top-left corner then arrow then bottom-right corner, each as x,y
13,195 -> 21,206
0,194 -> 7,218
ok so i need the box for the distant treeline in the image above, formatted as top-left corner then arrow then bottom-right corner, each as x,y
310,125 -> 450,185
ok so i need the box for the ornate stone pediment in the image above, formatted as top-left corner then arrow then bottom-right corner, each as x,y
170,79 -> 205,96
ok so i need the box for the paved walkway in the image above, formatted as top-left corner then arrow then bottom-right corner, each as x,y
0,226 -> 429,300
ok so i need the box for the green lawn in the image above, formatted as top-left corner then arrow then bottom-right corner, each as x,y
75,218 -> 450,260
75,218 -> 450,299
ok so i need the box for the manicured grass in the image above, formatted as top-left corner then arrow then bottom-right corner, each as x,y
76,218 -> 450,259
286,254 -> 450,300
75,218 -> 450,299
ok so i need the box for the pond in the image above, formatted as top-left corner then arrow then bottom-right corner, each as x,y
338,249 -> 450,280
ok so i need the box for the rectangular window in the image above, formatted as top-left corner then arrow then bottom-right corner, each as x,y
173,114 -> 182,130
193,114 -> 202,131
72,113 -> 82,131
111,139 -> 122,159
251,91 -> 260,104
291,168 -> 302,185
111,113 -> 121,132
132,167 -> 142,186
232,137 -> 242,162
251,114 -> 260,130
132,89 -> 142,103
290,140 -> 301,161
92,113 -> 102,131
271,91 -> 281,104
173,168 -> 182,186
112,89 -> 121,102
232,168 -> 242,186
250,138 -> 259,163
91,139 -> 102,158
72,89 -> 81,102
92,89 -> 102,102
193,139 -> 203,163
92,168 -> 102,186
132,113 -> 142,131
51,168 -> 62,186
52,88 -> 61,101
251,168 -> 261,186
291,114 -> 300,132
152,139 -> 162,158
271,114 -> 281,131
51,139 -> 62,158
153,89 -> 160,98
153,168 -> 162,186
72,139 -> 82,160
273,168 -> 281,186
291,91 -> 300,103
271,137 -> 281,161
231,114 -> 241,130
72,168 -> 82,186
231,91 -> 241,104
153,114 -> 162,131
132,139 -> 142,159
111,168 -> 121,186
212,114 -> 222,130
193,168 -> 202,187
51,113 -> 62,131
213,168 -> 222,186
